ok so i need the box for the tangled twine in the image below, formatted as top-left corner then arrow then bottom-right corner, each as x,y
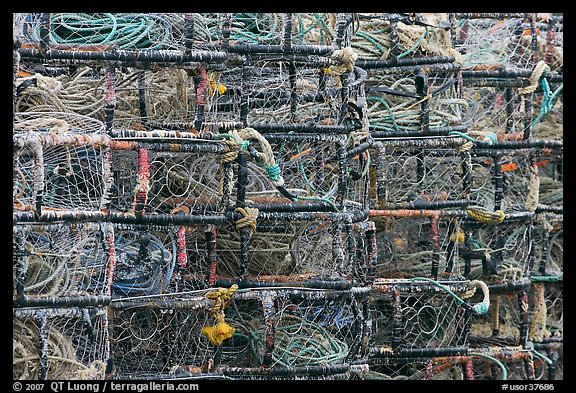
13,319 -> 105,380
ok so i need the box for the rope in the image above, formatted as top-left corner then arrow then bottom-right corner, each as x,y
518,60 -> 550,112
219,128 -> 286,187
234,207 -> 259,235
230,312 -> 348,367
14,117 -> 70,134
524,163 -> 539,212
467,352 -> 508,380
28,13 -> 174,50
330,46 -> 358,74
529,282 -> 548,342
13,319 -> 104,380
448,130 -> 497,145
409,277 -> 490,315
201,285 -> 238,346
532,78 -> 563,127
466,206 -> 505,225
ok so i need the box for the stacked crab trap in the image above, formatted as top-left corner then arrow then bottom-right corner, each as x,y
13,12 -> 562,381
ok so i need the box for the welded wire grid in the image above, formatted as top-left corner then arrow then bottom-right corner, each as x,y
13,307 -> 109,380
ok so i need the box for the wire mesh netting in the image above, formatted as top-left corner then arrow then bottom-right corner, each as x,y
13,12 -> 563,381
110,288 -> 369,379
13,307 -> 109,380
13,222 -> 114,301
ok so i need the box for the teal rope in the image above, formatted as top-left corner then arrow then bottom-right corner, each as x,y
468,352 -> 508,380
448,130 -> 497,145
530,273 -> 563,282
409,277 -> 489,315
265,164 -> 282,183
532,78 -> 563,127
34,13 -> 172,50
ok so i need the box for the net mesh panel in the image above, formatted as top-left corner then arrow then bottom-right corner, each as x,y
353,14 -> 459,61
212,219 -> 354,278
463,221 -> 532,281
13,222 -> 112,298
469,152 -> 535,213
373,216 -> 465,278
469,291 -> 523,346
13,308 -> 108,380
13,113 -> 108,213
112,225 -> 177,297
371,141 -> 469,207
111,299 -> 215,378
246,60 -> 342,125
455,17 -> 535,70
370,283 -> 470,351
109,148 -> 225,215
112,291 -> 365,378
242,139 -> 368,208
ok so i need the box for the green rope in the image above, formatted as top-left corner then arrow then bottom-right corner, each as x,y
530,273 -> 563,282
296,144 -> 317,194
409,277 -> 489,315
532,78 -> 563,127
448,131 -> 497,145
397,27 -> 428,59
468,352 -> 508,380
265,164 -> 282,183
526,343 -> 554,365
293,195 -> 339,212
35,13 -> 172,50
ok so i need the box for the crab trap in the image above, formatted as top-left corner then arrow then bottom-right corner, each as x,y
208,211 -> 373,288
13,222 -> 115,307
368,279 -> 484,359
13,112 -> 111,217
12,12 -> 564,381
108,137 -> 229,216
370,136 -> 471,210
365,347 -> 534,380
467,146 -> 562,214
109,286 -> 370,380
452,13 -> 563,142
13,306 -> 109,380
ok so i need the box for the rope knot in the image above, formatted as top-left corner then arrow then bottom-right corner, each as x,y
330,47 -> 358,74
265,164 -> 284,186
466,206 -> 505,225
202,284 -> 238,346
235,207 -> 259,235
